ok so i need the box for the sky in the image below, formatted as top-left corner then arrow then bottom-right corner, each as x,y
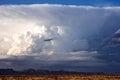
0,0 -> 120,73
1,0 -> 120,6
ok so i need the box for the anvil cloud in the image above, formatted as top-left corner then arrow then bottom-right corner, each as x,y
0,4 -> 120,72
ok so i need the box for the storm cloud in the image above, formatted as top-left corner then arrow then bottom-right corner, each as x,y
0,4 -> 120,72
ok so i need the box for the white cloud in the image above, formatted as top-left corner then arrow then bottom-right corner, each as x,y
115,29 -> 120,34
0,4 -> 120,69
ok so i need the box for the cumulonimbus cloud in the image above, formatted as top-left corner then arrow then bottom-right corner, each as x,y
0,4 -> 120,71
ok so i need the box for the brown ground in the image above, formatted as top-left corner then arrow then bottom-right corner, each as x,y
0,74 -> 120,80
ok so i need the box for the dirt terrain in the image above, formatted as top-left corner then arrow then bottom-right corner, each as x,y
0,74 -> 120,80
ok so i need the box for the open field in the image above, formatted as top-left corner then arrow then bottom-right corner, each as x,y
0,75 -> 120,80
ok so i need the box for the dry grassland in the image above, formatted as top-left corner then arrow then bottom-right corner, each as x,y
0,74 -> 120,80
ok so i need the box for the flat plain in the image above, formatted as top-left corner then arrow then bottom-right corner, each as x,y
0,74 -> 120,80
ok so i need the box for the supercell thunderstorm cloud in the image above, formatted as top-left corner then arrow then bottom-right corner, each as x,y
0,4 -> 120,72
